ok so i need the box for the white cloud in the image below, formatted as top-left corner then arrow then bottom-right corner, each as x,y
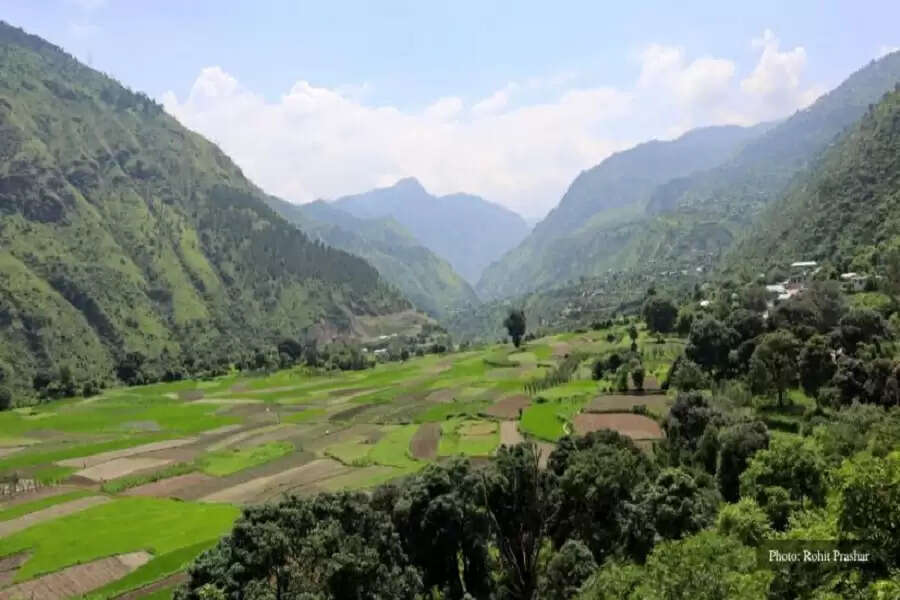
163,30 -> 823,218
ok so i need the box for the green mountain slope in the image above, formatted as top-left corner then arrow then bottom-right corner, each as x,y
476,124 -> 769,299
728,86 -> 900,273
476,51 -> 900,302
0,22 -> 411,393
333,178 -> 530,284
266,198 -> 479,319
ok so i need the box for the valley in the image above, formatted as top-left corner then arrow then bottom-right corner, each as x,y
1,324 -> 674,599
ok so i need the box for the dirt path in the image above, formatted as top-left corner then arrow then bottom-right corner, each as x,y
0,552 -> 29,588
199,459 -> 349,504
499,421 -> 525,446
57,439 -> 199,468
0,551 -> 150,600
0,496 -> 110,537
409,423 -> 440,460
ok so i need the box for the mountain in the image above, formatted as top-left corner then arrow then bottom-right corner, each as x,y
476,50 -> 900,301
266,197 -> 479,319
332,178 -> 530,284
0,22 -> 414,394
728,85 -> 900,273
475,124 -> 771,299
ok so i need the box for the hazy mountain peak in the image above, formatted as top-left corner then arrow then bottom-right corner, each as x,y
391,177 -> 427,193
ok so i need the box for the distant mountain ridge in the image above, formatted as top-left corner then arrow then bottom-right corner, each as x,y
475,50 -> 900,301
475,123 -> 771,299
266,197 -> 479,319
333,178 -> 530,284
0,21 -> 412,393
728,85 -> 900,274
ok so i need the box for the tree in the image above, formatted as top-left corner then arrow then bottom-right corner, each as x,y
0,387 -> 11,411
769,298 -> 821,340
548,432 -> 655,564
716,498 -> 772,546
836,452 -> 900,569
837,308 -> 889,354
798,334 -> 835,399
539,539 -> 597,600
663,392 -> 721,463
740,437 -> 826,529
748,331 -> 799,407
686,317 -> 738,379
480,443 -> 551,600
631,363 -> 645,391
388,460 -> 491,599
642,297 -> 678,334
615,365 -> 629,392
726,309 -> 765,344
176,492 -> 422,600
716,420 -> 769,502
668,359 -> 707,392
675,307 -> 694,336
627,324 -> 638,344
635,468 -> 719,541
504,309 -> 527,348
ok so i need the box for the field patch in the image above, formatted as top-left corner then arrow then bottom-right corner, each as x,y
586,394 -> 670,416
76,457 -> 172,482
121,473 -> 215,498
409,423 -> 440,460
0,497 -> 239,582
0,490 -> 94,522
199,458 -> 348,504
499,421 -> 524,446
439,420 -> 499,457
0,496 -> 111,538
369,426 -> 421,469
56,438 -> 197,469
520,398 -> 586,441
197,442 -> 294,477
0,551 -> 151,600
572,413 -> 663,440
483,395 -> 530,419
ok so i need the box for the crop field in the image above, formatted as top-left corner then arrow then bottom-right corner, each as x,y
0,325 -> 676,599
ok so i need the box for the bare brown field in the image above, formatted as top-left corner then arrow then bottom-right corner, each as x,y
572,413 -> 664,440
0,447 -> 23,459
199,458 -> 349,504
116,572 -> 188,600
0,551 -> 150,600
409,423 -> 440,460
483,395 -> 531,419
536,442 -> 556,469
75,457 -> 172,482
57,438 -> 198,468
177,389 -> 204,401
499,421 -> 524,446
0,552 -> 29,588
0,496 -> 110,537
303,424 -> 380,453
586,394 -> 670,415
425,389 -> 455,403
122,473 -> 216,498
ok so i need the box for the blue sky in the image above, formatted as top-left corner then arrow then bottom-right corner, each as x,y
4,1 -> 899,217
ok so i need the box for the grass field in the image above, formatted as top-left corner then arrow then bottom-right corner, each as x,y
0,490 -> 95,521
0,326 -> 683,599
198,442 -> 295,476
0,497 -> 239,581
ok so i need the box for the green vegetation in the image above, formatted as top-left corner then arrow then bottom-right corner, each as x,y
0,497 -> 239,581
438,419 -> 499,456
369,425 -> 421,469
85,539 -> 217,599
198,442 -> 294,477
0,21 -> 410,399
101,462 -> 196,494
520,398 -> 585,441
0,489 -> 95,521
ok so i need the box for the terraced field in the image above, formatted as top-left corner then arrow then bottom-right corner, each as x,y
0,326 -> 679,599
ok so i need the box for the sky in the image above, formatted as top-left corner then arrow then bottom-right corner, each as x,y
4,1 -> 899,219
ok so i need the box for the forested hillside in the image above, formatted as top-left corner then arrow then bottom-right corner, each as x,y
729,86 -> 900,274
266,197 -> 479,319
476,124 -> 769,299
333,177 -> 530,284
0,22 -> 410,395
477,51 -> 900,302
